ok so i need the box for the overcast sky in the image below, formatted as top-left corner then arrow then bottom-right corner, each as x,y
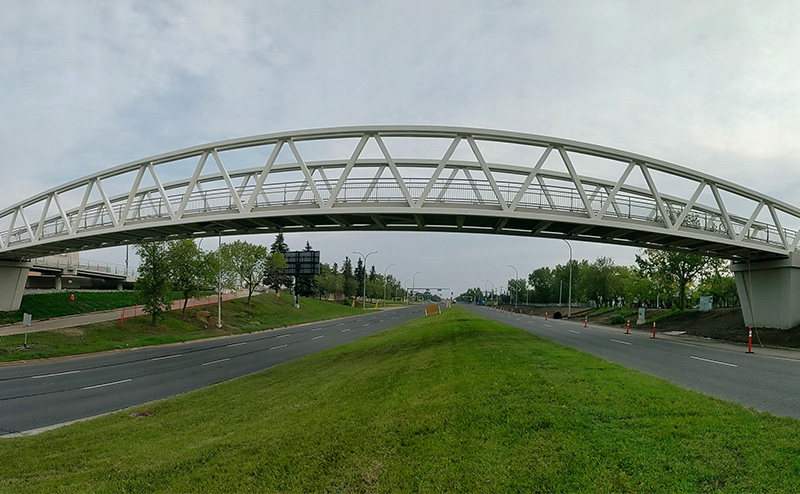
2,1 -> 800,295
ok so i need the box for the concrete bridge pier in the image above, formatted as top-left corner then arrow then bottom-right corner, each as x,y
732,253 -> 800,329
0,260 -> 32,312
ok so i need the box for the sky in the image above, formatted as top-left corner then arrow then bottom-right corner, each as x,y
2,0 -> 800,296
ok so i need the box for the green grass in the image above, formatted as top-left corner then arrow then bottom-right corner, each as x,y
3,307 -> 800,492
0,291 -> 140,324
0,294 -> 364,363
587,306 -> 618,317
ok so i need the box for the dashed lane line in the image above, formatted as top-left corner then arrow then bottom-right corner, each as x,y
32,370 -> 80,379
611,339 -> 632,346
691,356 -> 738,368
226,342 -> 247,348
82,379 -> 132,390
202,358 -> 230,366
270,344 -> 288,350
150,354 -> 182,361
312,335 -> 324,340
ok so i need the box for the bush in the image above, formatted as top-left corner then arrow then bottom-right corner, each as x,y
609,315 -> 626,325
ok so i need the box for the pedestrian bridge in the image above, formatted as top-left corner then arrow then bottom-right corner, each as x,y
1,126 -> 799,327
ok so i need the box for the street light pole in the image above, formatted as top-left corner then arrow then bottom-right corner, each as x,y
563,239 -> 573,318
412,271 -> 421,304
383,264 -> 395,307
404,279 -> 411,304
507,264 -> 519,307
486,280 -> 494,306
353,250 -> 377,310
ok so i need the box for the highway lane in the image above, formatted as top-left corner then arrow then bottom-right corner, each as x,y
467,305 -> 800,420
0,306 -> 422,436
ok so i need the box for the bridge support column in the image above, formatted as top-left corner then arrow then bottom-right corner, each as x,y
55,275 -> 62,291
0,261 -> 32,312
732,253 -> 800,329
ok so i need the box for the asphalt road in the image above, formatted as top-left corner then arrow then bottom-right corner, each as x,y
0,305 -> 422,437
467,304 -> 800,420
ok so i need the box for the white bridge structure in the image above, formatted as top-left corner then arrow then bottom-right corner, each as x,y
1,126 -> 798,327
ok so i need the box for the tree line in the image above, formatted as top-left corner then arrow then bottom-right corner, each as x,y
134,233 -> 405,324
459,249 -> 739,310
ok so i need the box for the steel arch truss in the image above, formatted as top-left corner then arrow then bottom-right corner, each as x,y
1,126 -> 798,261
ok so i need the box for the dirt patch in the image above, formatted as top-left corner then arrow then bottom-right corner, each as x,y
52,328 -> 85,337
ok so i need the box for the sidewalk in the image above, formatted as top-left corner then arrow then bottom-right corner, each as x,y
0,291 -> 249,338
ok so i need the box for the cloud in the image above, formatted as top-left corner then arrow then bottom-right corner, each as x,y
2,1 -> 800,293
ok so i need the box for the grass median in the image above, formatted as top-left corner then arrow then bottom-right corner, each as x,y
0,294 -> 365,362
2,306 -> 800,492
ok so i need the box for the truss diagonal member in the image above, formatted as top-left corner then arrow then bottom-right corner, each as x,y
93,178 -> 121,228
637,162 -> 672,229
176,152 -> 210,218
535,176 -> 557,209
52,192 -> 74,236
417,136 -> 462,206
118,165 -> 147,226
468,137 -> 508,211
597,161 -> 635,220
245,141 -> 284,213
72,180 -> 95,234
287,139 -> 324,207
4,208 -> 19,247
33,195 -> 54,242
435,167 -> 460,202
509,146 -> 553,211
463,169 -> 486,204
325,134 -> 369,208
494,218 -> 509,233
709,183 -> 735,240
18,207 -> 34,241
362,166 -> 386,201
143,164 -> 176,222
557,147 -> 594,217
736,201 -> 765,242
768,203 -> 789,250
375,135 -> 415,207
674,180 -> 706,229
790,226 -> 800,251
211,150 -> 246,213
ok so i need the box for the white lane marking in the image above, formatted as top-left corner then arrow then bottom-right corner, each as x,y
362,323 -> 370,327
341,328 -> 351,332
226,342 -> 247,348
691,356 -> 738,368
32,370 -> 80,379
337,323 -> 344,326
202,358 -> 230,366
379,320 -> 385,323
569,330 -> 581,334
311,328 -> 322,332
270,344 -> 288,350
276,334 -> 290,339
150,354 -> 182,361
544,324 -> 552,328
82,379 -> 131,390
611,339 -> 632,346
312,335 -> 324,340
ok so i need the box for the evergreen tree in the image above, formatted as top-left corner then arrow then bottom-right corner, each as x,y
369,265 -> 377,282
270,232 -> 289,254
355,258 -> 366,298
342,257 -> 356,298
295,241 -> 318,297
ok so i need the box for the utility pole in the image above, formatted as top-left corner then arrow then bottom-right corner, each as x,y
353,250 -> 377,310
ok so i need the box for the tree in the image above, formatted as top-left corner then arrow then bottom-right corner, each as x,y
270,232 -> 289,255
220,240 -> 267,305
528,267 -> 554,303
295,241 -> 318,297
263,251 -> 289,294
167,239 -> 208,315
636,249 -> 712,309
135,241 -> 173,325
342,257 -> 357,298
354,258 -> 365,298
580,257 -> 622,307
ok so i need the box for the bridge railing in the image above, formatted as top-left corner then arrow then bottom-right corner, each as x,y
5,174 -> 790,253
1,126 -> 798,260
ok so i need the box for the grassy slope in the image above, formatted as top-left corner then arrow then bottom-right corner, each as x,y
2,307 -> 800,492
0,291 -> 141,325
0,294 -> 364,362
